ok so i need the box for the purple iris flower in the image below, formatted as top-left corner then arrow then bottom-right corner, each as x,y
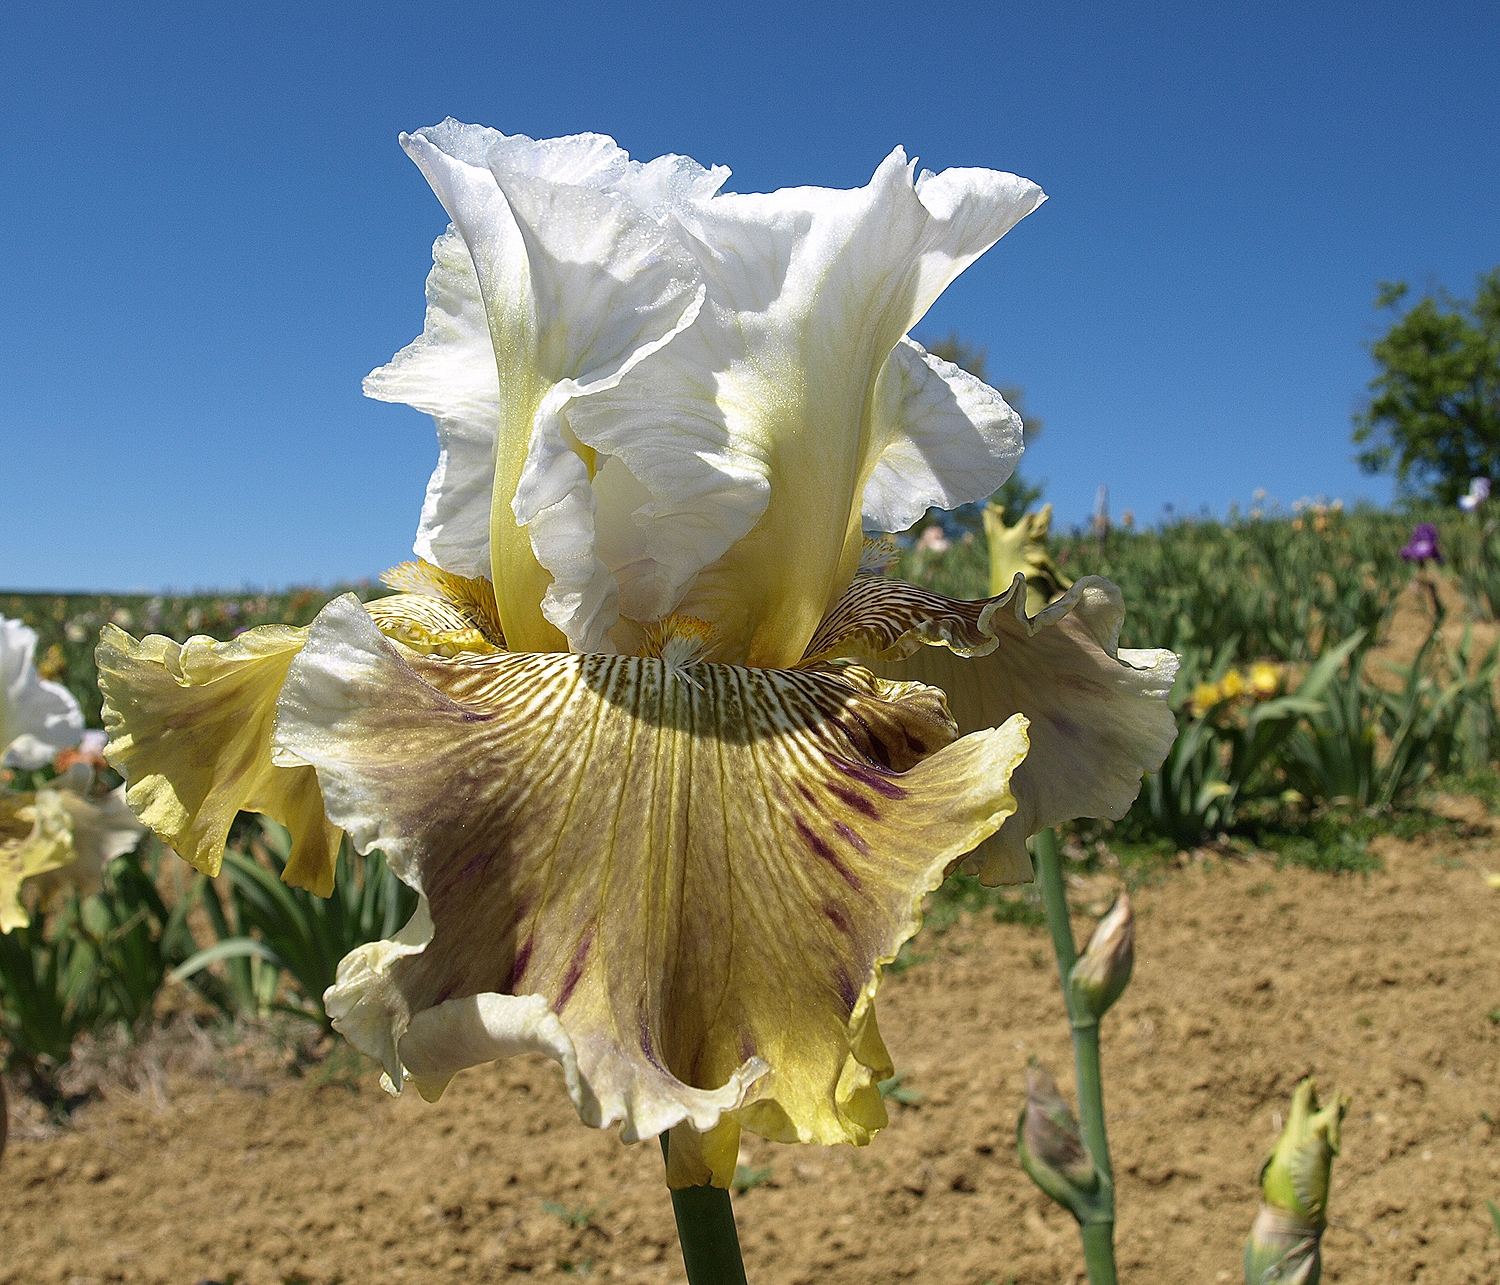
1400,523 -> 1442,564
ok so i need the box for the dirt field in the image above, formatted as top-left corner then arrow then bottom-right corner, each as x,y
4,823 -> 1499,1285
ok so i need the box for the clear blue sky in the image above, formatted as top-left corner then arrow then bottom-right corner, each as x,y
2,2 -> 1496,591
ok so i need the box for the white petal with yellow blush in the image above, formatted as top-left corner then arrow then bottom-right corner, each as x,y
380,122 -> 712,653
570,149 -> 1045,665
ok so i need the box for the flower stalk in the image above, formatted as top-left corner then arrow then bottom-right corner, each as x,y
1024,826 -> 1119,1285
661,1136 -> 749,1285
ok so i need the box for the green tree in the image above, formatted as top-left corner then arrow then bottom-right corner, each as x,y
1353,268 -> 1500,504
923,331 -> 1044,515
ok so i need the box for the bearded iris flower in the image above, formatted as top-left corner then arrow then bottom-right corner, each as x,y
97,124 -> 1176,1188
3,617 -> 84,771
1400,522 -> 1442,564
1,618 -> 143,931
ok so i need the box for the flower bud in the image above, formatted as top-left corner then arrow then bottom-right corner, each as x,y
1017,1059 -> 1099,1212
983,503 -> 1072,614
1244,1078 -> 1349,1285
1243,1206 -> 1321,1285
1068,893 -> 1134,1021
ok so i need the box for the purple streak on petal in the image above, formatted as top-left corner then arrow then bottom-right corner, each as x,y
794,816 -> 862,890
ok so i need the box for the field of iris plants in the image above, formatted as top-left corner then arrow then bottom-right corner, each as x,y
908,502 -> 1500,867
5,503 -> 1500,1280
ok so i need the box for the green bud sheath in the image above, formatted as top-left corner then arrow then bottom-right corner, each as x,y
1244,1207 -> 1322,1285
1245,1079 -> 1349,1285
1017,1059 -> 1107,1222
1260,1079 -> 1348,1226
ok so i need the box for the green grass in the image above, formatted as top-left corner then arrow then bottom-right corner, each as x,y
1429,765 -> 1500,812
542,1201 -> 600,1231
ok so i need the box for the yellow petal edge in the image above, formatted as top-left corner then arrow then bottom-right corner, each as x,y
96,587 -> 501,897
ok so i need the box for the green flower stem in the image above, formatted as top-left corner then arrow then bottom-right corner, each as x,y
1035,825 -> 1078,982
660,1136 -> 749,1285
1071,1023 -> 1113,1187
1078,1222 -> 1117,1279
1032,827 -> 1118,1285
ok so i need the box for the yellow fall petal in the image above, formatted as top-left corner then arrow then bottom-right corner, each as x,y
96,588 -> 511,897
808,573 -> 1177,884
97,624 -> 342,895
275,596 -> 1028,1168
0,793 -> 47,933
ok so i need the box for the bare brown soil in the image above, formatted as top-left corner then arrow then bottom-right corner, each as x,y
4,827 -> 1500,1285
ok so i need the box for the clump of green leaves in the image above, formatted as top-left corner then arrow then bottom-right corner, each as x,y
174,816 -> 416,1024
0,842 -> 199,1110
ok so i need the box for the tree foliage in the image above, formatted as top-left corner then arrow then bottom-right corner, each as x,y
1354,268 -> 1500,504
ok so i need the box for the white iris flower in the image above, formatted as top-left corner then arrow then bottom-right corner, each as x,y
98,125 -> 1177,1189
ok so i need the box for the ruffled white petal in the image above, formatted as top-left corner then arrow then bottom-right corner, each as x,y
570,148 -> 1045,665
364,229 -> 499,579
379,123 -> 713,652
861,338 -> 1025,531
1,617 -> 83,770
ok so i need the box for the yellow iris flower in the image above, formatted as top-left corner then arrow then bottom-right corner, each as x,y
97,124 -> 1177,1188
1250,661 -> 1281,696
0,774 -> 146,932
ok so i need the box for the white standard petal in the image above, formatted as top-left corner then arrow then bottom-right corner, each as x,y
568,148 -> 1046,666
364,228 -> 499,579
374,123 -> 713,652
861,337 -> 1025,531
1,617 -> 83,769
